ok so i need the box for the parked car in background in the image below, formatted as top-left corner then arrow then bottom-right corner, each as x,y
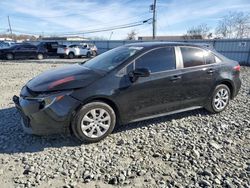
85,43 -> 98,56
0,41 -> 16,49
0,43 -> 47,60
57,44 -> 92,59
37,41 -> 58,56
13,42 -> 241,143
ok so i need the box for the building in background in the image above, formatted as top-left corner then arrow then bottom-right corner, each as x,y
40,36 -> 89,41
0,37 -> 13,41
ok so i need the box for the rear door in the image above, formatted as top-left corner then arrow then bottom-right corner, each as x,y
178,46 -> 218,107
116,47 -> 183,121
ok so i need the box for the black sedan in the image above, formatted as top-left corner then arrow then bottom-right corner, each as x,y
0,43 -> 47,60
13,42 -> 241,142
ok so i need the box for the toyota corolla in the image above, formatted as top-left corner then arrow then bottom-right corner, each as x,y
13,42 -> 241,143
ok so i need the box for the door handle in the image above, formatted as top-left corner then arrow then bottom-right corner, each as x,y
170,75 -> 182,81
207,68 -> 215,74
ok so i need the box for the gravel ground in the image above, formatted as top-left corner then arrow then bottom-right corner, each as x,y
0,60 -> 249,188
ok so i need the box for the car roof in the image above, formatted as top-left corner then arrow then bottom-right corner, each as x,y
125,42 -> 208,49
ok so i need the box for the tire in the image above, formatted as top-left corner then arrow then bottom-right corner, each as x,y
68,52 -> 75,59
86,52 -> 91,58
59,55 -> 65,59
37,53 -> 44,60
6,53 -> 14,60
205,84 -> 231,113
72,102 -> 116,143
92,51 -> 97,56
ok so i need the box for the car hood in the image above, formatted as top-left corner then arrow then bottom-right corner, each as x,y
27,64 -> 103,92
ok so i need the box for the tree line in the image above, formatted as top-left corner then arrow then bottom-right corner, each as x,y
127,11 -> 250,40
183,11 -> 250,39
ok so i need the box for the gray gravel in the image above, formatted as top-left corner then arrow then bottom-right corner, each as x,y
0,60 -> 249,188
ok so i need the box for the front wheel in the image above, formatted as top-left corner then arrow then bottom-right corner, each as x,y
37,53 -> 44,60
72,102 -> 116,143
205,84 -> 230,113
92,51 -> 97,56
6,53 -> 14,60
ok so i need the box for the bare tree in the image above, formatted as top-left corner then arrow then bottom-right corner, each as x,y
126,30 -> 137,40
184,24 -> 211,39
215,11 -> 250,39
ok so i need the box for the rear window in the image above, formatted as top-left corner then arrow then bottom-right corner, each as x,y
69,45 -> 78,48
180,47 -> 205,68
58,45 -> 67,48
204,51 -> 216,64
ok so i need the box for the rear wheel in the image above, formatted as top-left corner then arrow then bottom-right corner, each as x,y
86,52 -> 91,58
37,53 -> 44,60
68,52 -> 75,59
205,84 -> 230,113
6,53 -> 14,60
72,102 -> 116,143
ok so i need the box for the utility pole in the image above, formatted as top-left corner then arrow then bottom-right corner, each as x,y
109,31 -> 113,40
7,16 -> 13,38
152,0 -> 157,39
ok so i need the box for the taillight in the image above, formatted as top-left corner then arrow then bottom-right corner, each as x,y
233,65 -> 240,72
64,48 -> 68,51
48,76 -> 75,89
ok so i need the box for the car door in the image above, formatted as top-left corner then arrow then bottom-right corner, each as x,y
15,45 -> 37,59
116,47 -> 183,121
178,46 -> 218,108
80,45 -> 88,55
13,46 -> 23,58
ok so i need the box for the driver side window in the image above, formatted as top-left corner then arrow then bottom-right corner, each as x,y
135,47 -> 176,73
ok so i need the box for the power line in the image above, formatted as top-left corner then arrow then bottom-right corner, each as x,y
7,13 -> 150,34
59,19 -> 151,35
7,18 -> 152,36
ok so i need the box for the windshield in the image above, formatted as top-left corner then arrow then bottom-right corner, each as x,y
83,46 -> 143,72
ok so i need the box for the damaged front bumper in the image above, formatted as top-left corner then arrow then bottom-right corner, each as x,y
13,89 -> 81,135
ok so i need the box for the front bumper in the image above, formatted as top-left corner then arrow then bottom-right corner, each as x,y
13,93 -> 80,135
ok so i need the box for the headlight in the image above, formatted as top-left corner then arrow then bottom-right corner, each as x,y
25,90 -> 73,109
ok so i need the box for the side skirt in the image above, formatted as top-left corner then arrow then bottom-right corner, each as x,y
129,106 -> 203,123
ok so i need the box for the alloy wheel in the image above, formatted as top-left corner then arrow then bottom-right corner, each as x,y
81,108 -> 111,138
213,88 -> 229,110
6,53 -> 14,60
37,54 -> 44,60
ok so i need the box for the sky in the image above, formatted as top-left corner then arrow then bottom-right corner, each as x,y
0,0 -> 250,39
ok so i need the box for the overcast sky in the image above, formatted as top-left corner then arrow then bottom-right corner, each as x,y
0,0 -> 250,39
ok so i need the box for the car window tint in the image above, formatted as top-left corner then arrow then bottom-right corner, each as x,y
180,47 -> 205,68
135,47 -> 176,73
20,46 -> 36,50
204,51 -> 216,64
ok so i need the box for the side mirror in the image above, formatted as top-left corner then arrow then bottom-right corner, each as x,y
129,68 -> 150,82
